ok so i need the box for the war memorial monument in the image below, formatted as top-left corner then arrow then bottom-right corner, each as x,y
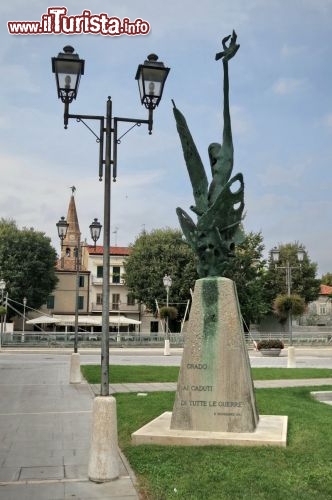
132,32 -> 287,447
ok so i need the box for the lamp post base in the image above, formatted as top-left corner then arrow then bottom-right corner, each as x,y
69,352 -> 81,384
287,346 -> 296,368
88,396 -> 120,482
164,339 -> 170,356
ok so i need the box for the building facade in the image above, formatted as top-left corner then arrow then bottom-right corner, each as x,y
301,284 -> 332,326
39,193 -> 145,332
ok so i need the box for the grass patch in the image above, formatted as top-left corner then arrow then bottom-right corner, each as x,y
116,386 -> 332,499
81,364 -> 180,384
81,364 -> 332,384
81,365 -> 332,497
252,367 -> 332,380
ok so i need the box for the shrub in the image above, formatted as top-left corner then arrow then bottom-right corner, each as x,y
273,294 -> 305,320
257,339 -> 284,350
159,306 -> 178,320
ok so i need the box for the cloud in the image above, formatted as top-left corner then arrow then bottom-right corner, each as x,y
272,77 -> 308,95
323,113 -> 332,129
280,44 -> 305,58
256,161 -> 309,189
1,64 -> 40,93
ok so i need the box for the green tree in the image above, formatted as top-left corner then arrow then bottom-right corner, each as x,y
321,272 -> 332,286
124,227 -> 269,329
264,242 -> 320,310
124,228 -> 197,316
0,219 -> 58,317
223,231 -> 270,328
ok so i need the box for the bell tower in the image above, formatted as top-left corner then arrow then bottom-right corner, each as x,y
60,187 -> 81,271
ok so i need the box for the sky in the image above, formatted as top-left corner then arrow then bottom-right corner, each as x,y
1,0 -> 332,276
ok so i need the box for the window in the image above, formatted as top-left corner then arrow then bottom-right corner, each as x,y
97,266 -> 103,278
47,295 -> 55,309
112,266 -> 121,284
127,294 -> 135,306
150,321 -> 159,333
65,248 -> 71,257
112,293 -> 120,310
96,293 -> 103,305
79,275 -> 85,287
320,304 -> 327,315
78,296 -> 84,310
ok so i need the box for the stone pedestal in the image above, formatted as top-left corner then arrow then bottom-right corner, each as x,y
132,277 -> 288,448
171,277 -> 258,433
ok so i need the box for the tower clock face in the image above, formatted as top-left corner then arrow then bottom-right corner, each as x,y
69,234 -> 75,241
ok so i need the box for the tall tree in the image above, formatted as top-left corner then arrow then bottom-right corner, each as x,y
321,273 -> 332,286
0,219 -> 58,317
264,242 -> 320,308
124,228 -> 197,315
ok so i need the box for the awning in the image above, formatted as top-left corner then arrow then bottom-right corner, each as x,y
109,315 -> 141,325
26,315 -> 61,325
53,315 -> 101,326
52,315 -> 141,326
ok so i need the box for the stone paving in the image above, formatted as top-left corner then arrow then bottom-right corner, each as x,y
1,348 -> 332,499
0,352 -> 138,500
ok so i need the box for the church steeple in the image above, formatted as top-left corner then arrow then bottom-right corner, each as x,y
60,188 -> 81,271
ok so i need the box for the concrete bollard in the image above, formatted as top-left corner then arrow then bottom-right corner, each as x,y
164,339 -> 171,356
287,346 -> 296,368
69,352 -> 81,384
88,396 -> 120,483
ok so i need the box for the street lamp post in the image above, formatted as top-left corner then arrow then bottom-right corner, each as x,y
163,274 -> 172,356
22,297 -> 27,343
52,47 -> 169,483
0,280 -> 6,349
56,216 -> 101,383
271,245 -> 305,367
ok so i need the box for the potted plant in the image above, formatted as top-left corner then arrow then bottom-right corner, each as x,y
256,339 -> 284,357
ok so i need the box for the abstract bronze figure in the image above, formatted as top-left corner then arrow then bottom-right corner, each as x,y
174,31 -> 244,277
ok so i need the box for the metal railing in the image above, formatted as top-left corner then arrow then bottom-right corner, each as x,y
246,331 -> 332,347
0,331 -> 184,348
2,330 -> 332,349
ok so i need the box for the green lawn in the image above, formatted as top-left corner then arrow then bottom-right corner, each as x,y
116,387 -> 332,499
81,365 -> 332,498
81,364 -> 332,384
81,364 -> 180,383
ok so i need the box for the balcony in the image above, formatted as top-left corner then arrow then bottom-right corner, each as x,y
91,302 -> 140,313
91,275 -> 125,286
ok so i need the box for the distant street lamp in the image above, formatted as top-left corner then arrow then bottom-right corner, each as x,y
56,216 -> 101,354
90,218 -> 102,248
0,279 -> 5,349
22,297 -> 27,343
52,45 -> 169,483
56,216 -> 69,245
271,245 -> 305,346
163,274 -> 172,356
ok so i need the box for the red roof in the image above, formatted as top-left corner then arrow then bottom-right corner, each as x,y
86,245 -> 131,256
320,284 -> 332,295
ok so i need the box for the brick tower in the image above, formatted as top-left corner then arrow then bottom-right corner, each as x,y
59,191 -> 81,271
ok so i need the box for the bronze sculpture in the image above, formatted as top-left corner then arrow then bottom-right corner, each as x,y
174,31 -> 244,277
